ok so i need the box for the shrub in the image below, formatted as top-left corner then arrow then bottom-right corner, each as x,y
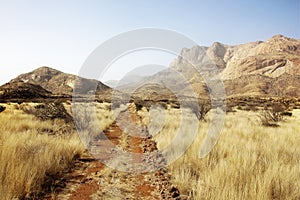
189,101 -> 211,121
259,103 -> 285,127
199,103 -> 211,120
281,111 -> 292,117
0,105 -> 6,113
22,103 -> 73,123
135,103 -> 143,111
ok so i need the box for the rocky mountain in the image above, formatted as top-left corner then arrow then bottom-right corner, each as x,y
172,34 -> 300,78
121,35 -> 300,99
220,34 -> 299,79
9,66 -> 111,96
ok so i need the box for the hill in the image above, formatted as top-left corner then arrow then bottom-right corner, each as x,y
10,66 -> 111,96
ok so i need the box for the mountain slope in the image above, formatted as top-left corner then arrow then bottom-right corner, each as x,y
0,81 -> 52,100
220,35 -> 300,79
11,66 -> 111,96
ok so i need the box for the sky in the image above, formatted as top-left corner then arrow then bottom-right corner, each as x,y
0,0 -> 299,84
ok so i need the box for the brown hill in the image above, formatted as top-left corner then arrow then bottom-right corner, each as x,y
10,66 -> 111,96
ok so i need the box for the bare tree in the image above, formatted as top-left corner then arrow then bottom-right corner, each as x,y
188,100 -> 211,121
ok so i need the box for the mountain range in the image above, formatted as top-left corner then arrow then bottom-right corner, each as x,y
0,34 -> 299,102
117,34 -> 300,99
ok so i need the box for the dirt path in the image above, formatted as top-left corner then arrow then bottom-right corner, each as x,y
43,108 -> 183,200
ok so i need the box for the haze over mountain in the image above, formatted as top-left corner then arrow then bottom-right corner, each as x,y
105,64 -> 167,88
117,34 -> 300,99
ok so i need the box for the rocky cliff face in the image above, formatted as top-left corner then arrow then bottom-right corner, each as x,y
220,35 -> 300,79
171,35 -> 300,79
163,34 -> 300,97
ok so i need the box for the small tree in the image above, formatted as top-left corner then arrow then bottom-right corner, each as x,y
189,100 -> 211,121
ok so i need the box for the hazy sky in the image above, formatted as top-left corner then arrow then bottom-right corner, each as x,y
0,0 -> 299,84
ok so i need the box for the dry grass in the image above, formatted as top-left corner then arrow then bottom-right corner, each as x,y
0,103 -> 85,200
69,102 -> 126,146
1,101 -> 299,199
0,102 -> 124,199
145,106 -> 300,200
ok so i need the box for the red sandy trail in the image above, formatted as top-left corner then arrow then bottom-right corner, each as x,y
43,109 -> 183,200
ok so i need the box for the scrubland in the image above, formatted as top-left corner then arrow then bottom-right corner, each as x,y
0,102 -> 118,200
144,106 -> 300,199
0,103 -> 85,199
1,101 -> 299,200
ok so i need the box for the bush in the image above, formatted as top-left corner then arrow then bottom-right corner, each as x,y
22,103 -> 73,123
135,103 -> 143,111
0,105 -> 6,113
192,102 -> 211,121
259,103 -> 285,127
281,111 -> 292,117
